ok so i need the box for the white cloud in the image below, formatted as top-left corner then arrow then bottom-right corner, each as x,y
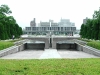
0,0 -> 100,29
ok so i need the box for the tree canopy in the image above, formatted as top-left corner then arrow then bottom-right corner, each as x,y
0,4 -> 22,40
80,7 -> 100,40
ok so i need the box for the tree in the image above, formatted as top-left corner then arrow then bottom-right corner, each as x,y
0,5 -> 12,15
85,19 -> 93,39
0,22 -> 5,40
80,7 -> 100,40
80,24 -> 85,38
0,4 -> 22,40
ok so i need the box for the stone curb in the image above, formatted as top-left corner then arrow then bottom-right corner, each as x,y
0,44 -> 25,57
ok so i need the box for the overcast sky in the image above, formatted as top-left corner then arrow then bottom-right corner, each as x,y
0,0 -> 100,29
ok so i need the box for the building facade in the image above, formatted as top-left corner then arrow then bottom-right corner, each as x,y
83,17 -> 88,25
59,19 -> 75,27
30,18 -> 36,27
23,18 -> 76,36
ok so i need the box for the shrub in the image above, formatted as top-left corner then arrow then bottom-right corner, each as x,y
87,41 -> 100,50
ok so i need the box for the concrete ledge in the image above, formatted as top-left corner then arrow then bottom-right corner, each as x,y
75,39 -> 87,45
0,44 -> 25,57
18,44 -> 25,51
57,43 -> 76,50
25,43 -> 45,50
14,39 -> 28,45
75,42 -> 83,51
21,37 -> 49,49
0,46 -> 18,57
83,46 -> 100,57
75,42 -> 100,57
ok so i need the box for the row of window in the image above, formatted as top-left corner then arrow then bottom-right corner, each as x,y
25,27 -> 76,31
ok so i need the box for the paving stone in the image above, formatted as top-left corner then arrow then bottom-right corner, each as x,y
0,49 -> 99,59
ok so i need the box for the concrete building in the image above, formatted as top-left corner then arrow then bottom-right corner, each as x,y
59,18 -> 75,27
23,18 -> 76,36
30,18 -> 36,27
39,20 -> 58,27
51,22 -> 58,27
39,22 -> 50,27
83,17 -> 88,25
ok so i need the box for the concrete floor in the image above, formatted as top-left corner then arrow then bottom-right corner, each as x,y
0,49 -> 99,59
1,50 -> 44,59
58,50 -> 98,59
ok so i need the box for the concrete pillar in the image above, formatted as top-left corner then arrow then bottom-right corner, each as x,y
52,41 -> 57,49
52,37 -> 57,49
44,38 -> 49,49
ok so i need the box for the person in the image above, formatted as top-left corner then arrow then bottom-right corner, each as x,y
12,35 -> 15,40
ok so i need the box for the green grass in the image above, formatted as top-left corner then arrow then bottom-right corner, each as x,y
0,41 -> 14,50
0,59 -> 100,75
79,38 -> 100,50
87,41 -> 100,50
0,39 -> 23,50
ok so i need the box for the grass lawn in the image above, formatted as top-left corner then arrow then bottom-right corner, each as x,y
0,39 -> 22,50
0,58 -> 100,75
0,41 -> 14,50
79,38 -> 100,50
87,41 -> 100,50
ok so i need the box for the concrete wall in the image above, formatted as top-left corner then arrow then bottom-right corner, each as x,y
0,42 -> 45,57
1,41 -> 100,57
52,37 -> 79,49
57,43 -> 76,50
0,44 -> 25,57
21,37 -> 49,49
18,44 -> 25,51
83,46 -> 100,57
75,43 -> 100,57
25,43 -> 45,50
76,43 -> 83,51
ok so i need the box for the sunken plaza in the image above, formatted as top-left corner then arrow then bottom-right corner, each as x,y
0,18 -> 100,59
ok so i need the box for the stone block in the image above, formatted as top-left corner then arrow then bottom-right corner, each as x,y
83,46 -> 100,57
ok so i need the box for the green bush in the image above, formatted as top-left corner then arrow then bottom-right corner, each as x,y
0,41 -> 14,50
87,41 -> 100,50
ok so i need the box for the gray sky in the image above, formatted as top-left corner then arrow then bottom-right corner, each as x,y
0,0 -> 100,29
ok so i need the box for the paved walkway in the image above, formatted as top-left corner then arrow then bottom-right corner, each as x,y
0,49 -> 99,59
58,50 -> 98,59
39,49 -> 61,59
1,50 -> 44,59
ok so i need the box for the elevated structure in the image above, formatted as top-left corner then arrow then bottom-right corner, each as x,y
23,18 -> 76,35
21,35 -> 80,49
24,26 -> 76,35
52,36 -> 79,49
22,36 -> 49,49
